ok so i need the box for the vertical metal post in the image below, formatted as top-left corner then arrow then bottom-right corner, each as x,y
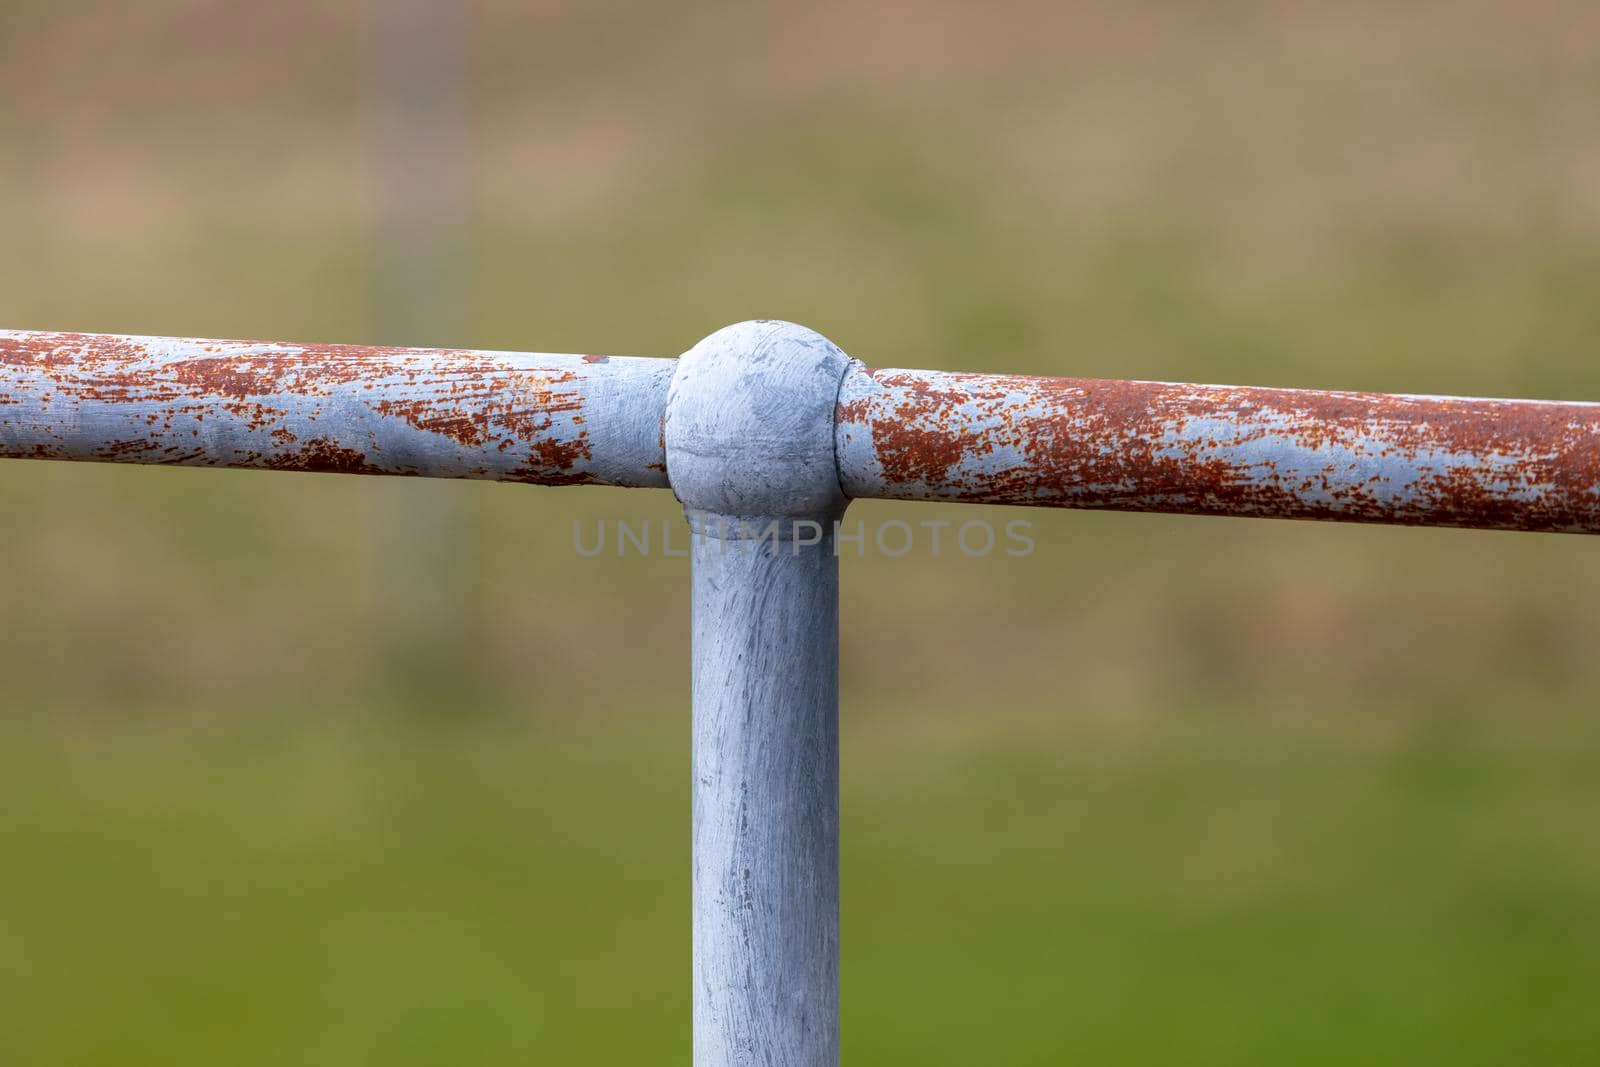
665,321 -> 857,1067
690,522 -> 839,1066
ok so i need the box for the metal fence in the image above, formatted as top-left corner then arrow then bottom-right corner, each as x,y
4,319 -> 1598,1066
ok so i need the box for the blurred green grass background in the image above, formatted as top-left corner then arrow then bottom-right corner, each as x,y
3,1 -> 1600,1062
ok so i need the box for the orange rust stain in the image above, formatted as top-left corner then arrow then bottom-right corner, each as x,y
528,433 -> 593,471
373,396 -> 489,447
503,426 -> 596,484
93,438 -> 164,460
0,333 -> 95,368
506,469 -> 602,486
0,442 -> 60,460
370,369 -> 584,452
266,437 -> 388,476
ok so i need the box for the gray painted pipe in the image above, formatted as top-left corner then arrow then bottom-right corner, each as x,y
667,322 -> 856,1067
688,525 -> 840,1066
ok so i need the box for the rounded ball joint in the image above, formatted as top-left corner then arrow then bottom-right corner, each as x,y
664,320 -> 858,534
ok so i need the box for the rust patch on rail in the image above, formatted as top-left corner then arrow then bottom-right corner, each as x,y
263,438 -> 389,476
506,429 -> 597,485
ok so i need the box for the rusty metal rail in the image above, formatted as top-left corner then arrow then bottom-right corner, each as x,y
4,319 -> 1598,1067
7,328 -> 1599,533
0,330 -> 671,488
836,368 -> 1600,533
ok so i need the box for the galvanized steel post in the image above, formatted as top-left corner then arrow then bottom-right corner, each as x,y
666,322 -> 856,1067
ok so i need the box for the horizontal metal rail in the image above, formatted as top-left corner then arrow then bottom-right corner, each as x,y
0,330 -> 671,488
836,369 -> 1600,533
6,327 -> 1598,534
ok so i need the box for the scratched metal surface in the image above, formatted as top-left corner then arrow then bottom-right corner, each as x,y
835,367 -> 1600,533
0,330 -> 673,488
689,528 -> 840,1067
668,322 -> 848,1067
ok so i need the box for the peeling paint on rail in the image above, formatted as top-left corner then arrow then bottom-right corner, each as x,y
0,331 -> 673,488
834,367 -> 1600,533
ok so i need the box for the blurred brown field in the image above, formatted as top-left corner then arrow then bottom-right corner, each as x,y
3,2 -> 1600,1063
